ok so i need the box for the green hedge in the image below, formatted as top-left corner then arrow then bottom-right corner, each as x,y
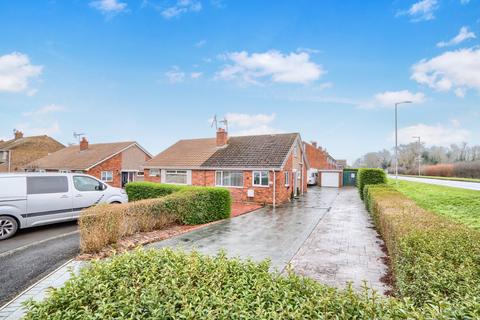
363,184 -> 480,311
125,181 -> 187,201
161,188 -> 232,225
24,248 -> 471,319
357,168 -> 387,199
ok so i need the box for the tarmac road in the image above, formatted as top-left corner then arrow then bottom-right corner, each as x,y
0,222 -> 79,306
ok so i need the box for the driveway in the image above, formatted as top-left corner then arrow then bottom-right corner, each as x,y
150,187 -> 388,293
0,222 -> 79,306
391,175 -> 480,191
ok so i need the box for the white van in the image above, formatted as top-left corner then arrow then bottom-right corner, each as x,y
0,173 -> 128,240
307,169 -> 319,186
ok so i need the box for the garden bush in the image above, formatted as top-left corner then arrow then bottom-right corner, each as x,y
23,248 -> 471,319
80,187 -> 231,253
363,185 -> 480,311
125,181 -> 187,201
357,168 -> 387,199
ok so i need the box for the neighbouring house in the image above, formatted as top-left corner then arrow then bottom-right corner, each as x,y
304,141 -> 342,187
336,159 -> 347,170
27,137 -> 152,188
0,130 -> 65,172
143,128 -> 309,206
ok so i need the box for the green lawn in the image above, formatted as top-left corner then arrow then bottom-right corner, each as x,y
399,174 -> 480,183
390,179 -> 480,229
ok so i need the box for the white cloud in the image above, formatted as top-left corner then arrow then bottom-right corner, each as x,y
437,26 -> 476,47
16,121 -> 61,136
90,0 -> 127,14
361,90 -> 425,109
0,52 -> 42,93
394,123 -> 470,146
22,104 -> 65,117
217,50 -> 324,85
195,40 -> 206,48
460,0 -> 470,4
411,47 -> 480,97
398,0 -> 438,21
190,72 -> 202,79
165,67 -> 185,83
222,113 -> 280,136
161,0 -> 202,18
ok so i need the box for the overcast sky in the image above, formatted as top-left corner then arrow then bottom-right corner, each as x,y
1,0 -> 479,164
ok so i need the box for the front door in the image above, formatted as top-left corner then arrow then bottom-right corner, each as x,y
121,172 -> 135,187
26,176 -> 73,227
293,170 -> 299,197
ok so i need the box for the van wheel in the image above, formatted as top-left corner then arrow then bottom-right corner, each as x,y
0,216 -> 18,240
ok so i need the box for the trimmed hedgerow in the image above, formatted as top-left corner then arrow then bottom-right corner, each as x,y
80,187 -> 231,253
357,168 -> 387,199
363,184 -> 480,311
23,248 -> 470,319
125,181 -> 187,201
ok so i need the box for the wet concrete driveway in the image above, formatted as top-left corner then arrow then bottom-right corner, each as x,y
149,187 -> 388,293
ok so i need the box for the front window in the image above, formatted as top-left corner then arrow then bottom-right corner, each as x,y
216,171 -> 243,187
284,171 -> 290,186
253,171 -> 269,187
101,171 -> 113,182
149,168 -> 160,177
165,170 -> 187,184
73,176 -> 104,191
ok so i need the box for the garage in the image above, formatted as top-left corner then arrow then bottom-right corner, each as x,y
319,170 -> 342,188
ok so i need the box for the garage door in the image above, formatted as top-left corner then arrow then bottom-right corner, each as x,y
321,172 -> 340,187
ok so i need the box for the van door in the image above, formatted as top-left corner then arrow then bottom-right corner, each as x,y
26,176 -> 73,227
72,175 -> 107,218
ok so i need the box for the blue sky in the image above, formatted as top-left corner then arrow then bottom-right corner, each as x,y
1,0 -> 479,164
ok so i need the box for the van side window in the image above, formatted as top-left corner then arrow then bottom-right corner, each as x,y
27,177 -> 68,195
73,176 -> 104,192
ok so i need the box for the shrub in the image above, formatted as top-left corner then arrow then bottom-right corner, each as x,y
79,187 -> 232,253
23,248 -> 470,319
422,163 -> 455,177
125,181 -> 186,201
357,168 -> 387,199
363,185 -> 480,310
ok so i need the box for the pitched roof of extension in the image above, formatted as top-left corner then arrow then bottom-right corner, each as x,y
28,141 -> 142,171
0,135 -> 64,150
143,138 -> 219,168
144,133 -> 302,170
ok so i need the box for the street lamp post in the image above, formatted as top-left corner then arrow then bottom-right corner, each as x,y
394,101 -> 412,183
413,136 -> 421,176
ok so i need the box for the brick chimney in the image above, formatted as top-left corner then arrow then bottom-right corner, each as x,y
80,137 -> 89,151
311,141 -> 317,148
216,128 -> 228,147
14,130 -> 24,140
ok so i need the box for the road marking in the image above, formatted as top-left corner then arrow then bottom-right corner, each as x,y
0,258 -> 74,311
0,230 -> 79,259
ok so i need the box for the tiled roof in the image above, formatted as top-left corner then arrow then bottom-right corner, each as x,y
144,138 -> 218,168
145,133 -> 300,169
202,133 -> 299,169
28,141 -> 137,170
0,135 -> 62,150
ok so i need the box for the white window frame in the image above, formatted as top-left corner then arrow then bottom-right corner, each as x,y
149,168 -> 160,177
137,171 -> 144,176
252,170 -> 269,187
215,171 -> 244,188
59,169 -> 70,173
165,170 -> 188,185
284,171 -> 290,187
101,171 -> 113,182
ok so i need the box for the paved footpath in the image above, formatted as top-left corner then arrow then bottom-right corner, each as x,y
290,188 -> 390,293
1,187 -> 389,319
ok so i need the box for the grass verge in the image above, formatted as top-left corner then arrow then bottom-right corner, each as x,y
389,179 -> 480,229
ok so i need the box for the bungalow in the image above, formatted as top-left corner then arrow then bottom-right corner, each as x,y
0,130 -> 65,172
143,128 -> 309,206
27,137 -> 152,188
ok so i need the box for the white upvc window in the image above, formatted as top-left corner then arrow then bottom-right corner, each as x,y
216,171 -> 243,187
137,171 -> 144,176
149,168 -> 160,177
253,170 -> 269,187
165,170 -> 188,184
284,171 -> 290,186
59,169 -> 70,173
101,171 -> 113,182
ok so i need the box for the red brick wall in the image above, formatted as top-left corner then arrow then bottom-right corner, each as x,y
87,153 -> 122,188
304,142 -> 335,170
144,169 -> 161,183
